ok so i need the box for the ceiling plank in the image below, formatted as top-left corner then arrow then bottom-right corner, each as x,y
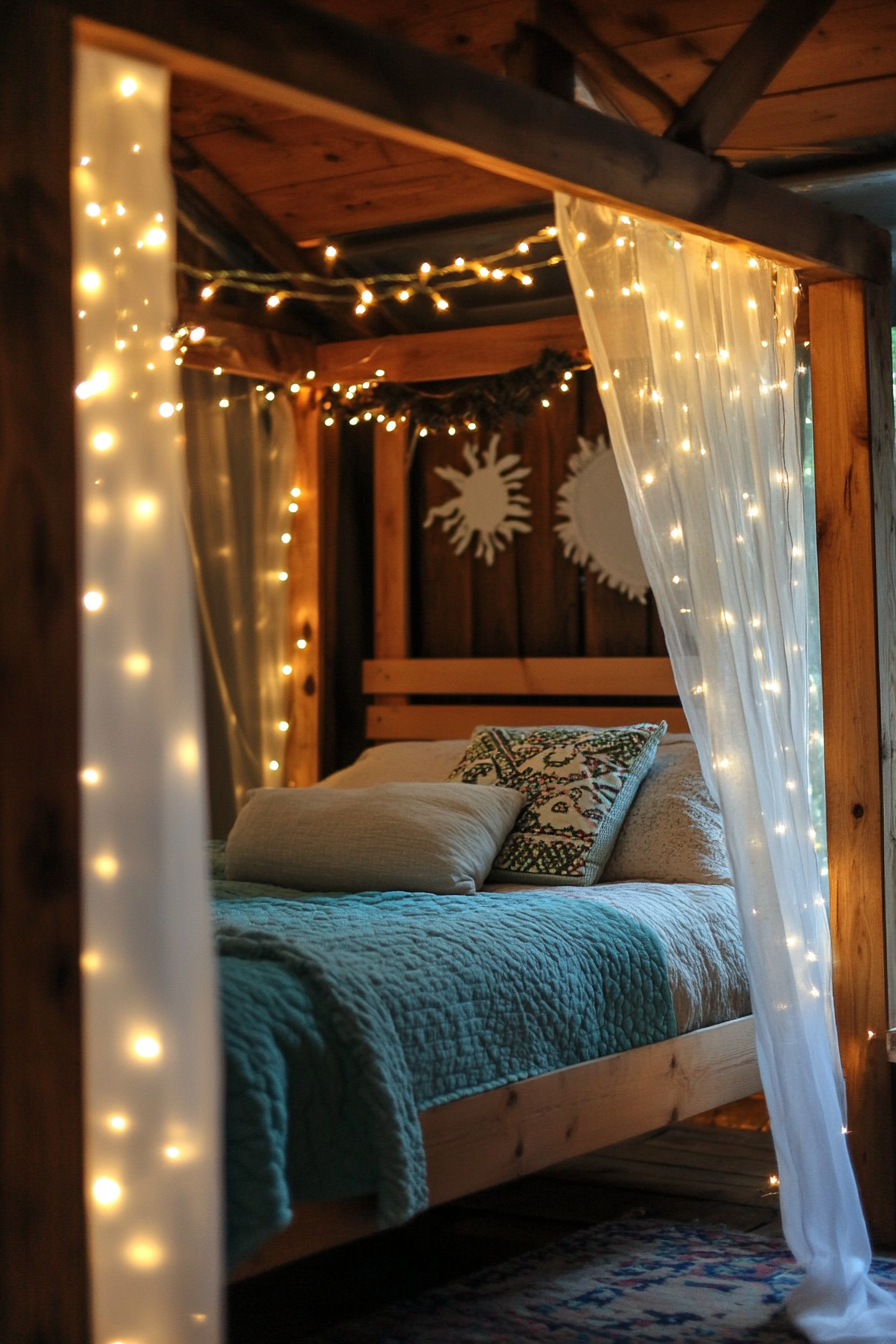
663,0 -> 838,154
610,2 -> 896,113
171,131 -> 313,272
72,1 -> 890,281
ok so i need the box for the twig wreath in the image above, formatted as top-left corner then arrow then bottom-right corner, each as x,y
323,348 -> 590,435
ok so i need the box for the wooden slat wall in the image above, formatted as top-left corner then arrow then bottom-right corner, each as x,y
0,3 -> 89,1338
411,372 -> 667,660
810,277 -> 896,1245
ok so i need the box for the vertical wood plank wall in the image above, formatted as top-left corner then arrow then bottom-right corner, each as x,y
810,277 -> 896,1245
286,389 -> 323,785
0,3 -> 90,1337
411,376 -> 666,658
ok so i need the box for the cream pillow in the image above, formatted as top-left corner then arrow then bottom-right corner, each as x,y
602,738 -> 733,885
317,740 -> 470,789
225,782 -> 524,895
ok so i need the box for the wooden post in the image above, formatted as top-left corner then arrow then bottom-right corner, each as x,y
374,419 -> 410,681
0,4 -> 90,1337
286,388 -> 323,786
810,277 -> 896,1245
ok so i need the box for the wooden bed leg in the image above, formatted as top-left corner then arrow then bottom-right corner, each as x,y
286,387 -> 324,785
373,418 -> 410,696
0,4 -> 90,1336
810,276 -> 896,1246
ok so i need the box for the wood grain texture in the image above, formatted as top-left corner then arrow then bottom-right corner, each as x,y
863,279 -> 896,1034
374,421 -> 410,660
179,304 -> 316,383
0,5 -> 89,1339
663,0 -> 837,154
230,1015 -> 758,1278
363,657 -> 678,696
285,390 -> 324,785
316,314 -> 588,387
367,703 -> 688,738
810,277 -> 896,1245
171,131 -> 311,273
72,3 -> 890,281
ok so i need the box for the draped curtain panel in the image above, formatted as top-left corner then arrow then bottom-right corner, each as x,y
74,47 -> 221,1343
182,372 -> 295,835
557,195 -> 896,1342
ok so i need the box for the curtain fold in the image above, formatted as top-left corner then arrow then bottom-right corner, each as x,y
557,194 -> 896,1341
182,372 -> 295,834
74,47 -> 221,1343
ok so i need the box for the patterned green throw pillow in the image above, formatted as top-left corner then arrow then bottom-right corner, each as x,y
447,723 -> 667,885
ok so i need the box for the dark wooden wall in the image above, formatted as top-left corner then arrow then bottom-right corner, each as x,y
410,372 -> 666,659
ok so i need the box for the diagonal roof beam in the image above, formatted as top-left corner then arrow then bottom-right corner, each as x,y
534,0 -> 678,125
664,0 -> 837,157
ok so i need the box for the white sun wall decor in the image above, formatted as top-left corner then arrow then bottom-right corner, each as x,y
555,434 -> 650,602
424,433 -> 532,565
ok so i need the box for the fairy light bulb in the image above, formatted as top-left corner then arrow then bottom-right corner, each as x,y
93,1177 -> 122,1206
83,590 -> 104,611
119,76 -> 138,96
81,767 -> 101,785
324,244 -> 337,258
132,1035 -> 161,1061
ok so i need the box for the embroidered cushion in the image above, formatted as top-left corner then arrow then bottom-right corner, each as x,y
447,723 -> 666,885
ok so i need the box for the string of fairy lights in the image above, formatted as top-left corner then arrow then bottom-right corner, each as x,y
179,224 -> 564,316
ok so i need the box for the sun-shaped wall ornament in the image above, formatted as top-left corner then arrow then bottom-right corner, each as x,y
555,434 -> 650,603
424,433 -> 532,566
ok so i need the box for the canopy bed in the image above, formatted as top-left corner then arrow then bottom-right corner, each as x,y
3,3 -> 895,1343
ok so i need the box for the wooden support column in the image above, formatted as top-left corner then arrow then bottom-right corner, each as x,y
810,277 -> 896,1245
373,420 -> 410,695
286,389 -> 324,785
0,4 -> 90,1338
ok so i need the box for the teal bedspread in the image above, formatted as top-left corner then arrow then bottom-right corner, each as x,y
214,864 -> 677,1269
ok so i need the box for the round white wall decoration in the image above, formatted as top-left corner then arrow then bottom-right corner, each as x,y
555,434 -> 649,603
424,433 -> 532,565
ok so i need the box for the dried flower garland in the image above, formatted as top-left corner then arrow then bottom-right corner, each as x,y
322,348 -> 589,435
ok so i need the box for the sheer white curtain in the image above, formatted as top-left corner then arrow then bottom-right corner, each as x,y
557,195 -> 896,1342
182,370 -> 295,835
74,47 -> 221,1342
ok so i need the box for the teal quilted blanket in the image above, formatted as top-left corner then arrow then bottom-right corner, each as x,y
214,870 -> 677,1269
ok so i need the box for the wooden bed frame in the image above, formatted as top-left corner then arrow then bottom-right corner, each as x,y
4,2 -> 895,1333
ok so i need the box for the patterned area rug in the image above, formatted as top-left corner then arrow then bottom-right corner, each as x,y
308,1219 -> 896,1343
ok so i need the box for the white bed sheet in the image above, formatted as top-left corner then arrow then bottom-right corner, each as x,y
485,879 -> 750,1034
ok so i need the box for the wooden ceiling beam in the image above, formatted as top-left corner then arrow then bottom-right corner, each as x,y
72,1 -> 890,283
314,312 -> 587,385
171,131 -> 308,274
178,301 -> 317,384
663,0 -> 838,156
534,0 -> 678,125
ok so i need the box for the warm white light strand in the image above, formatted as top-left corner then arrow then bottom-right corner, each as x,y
74,46 -> 221,1344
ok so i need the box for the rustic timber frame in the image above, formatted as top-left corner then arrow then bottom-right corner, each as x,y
4,0 -> 894,1332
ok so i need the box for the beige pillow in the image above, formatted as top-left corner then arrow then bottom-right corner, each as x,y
225,782 -> 524,895
602,738 -> 733,885
317,740 -> 470,790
